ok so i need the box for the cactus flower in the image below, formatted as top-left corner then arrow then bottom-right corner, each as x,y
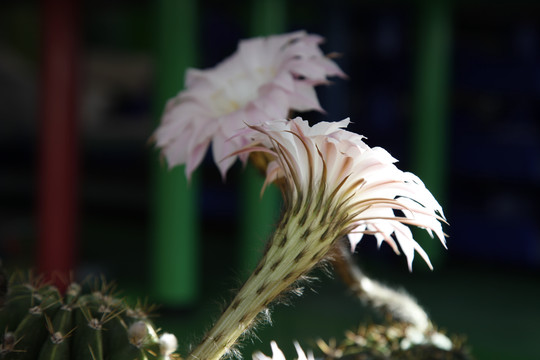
153,31 -> 345,178
188,117 -> 446,360
240,117 -> 447,270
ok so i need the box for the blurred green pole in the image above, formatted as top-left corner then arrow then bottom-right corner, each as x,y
239,0 -> 286,275
152,0 -> 199,306
412,0 -> 451,268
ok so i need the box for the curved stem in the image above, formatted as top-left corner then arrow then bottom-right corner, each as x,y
188,203 -> 343,360
332,242 -> 431,332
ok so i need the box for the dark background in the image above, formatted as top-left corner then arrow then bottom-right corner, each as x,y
1,0 -> 539,359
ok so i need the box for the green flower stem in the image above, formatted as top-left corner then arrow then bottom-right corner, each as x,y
188,198 -> 345,360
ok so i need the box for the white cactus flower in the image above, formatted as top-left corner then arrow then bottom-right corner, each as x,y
154,31 -> 345,178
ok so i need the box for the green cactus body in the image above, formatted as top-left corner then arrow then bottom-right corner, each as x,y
5,302 -> 61,360
111,343 -> 148,360
37,286 -> 60,305
72,311 -> 104,360
37,331 -> 70,360
0,274 -> 179,360
63,283 -> 81,306
37,306 -> 74,360
101,311 -> 127,356
0,285 -> 40,332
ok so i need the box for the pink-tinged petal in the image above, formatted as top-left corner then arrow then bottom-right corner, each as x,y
243,103 -> 277,127
285,59 -> 328,80
269,71 -> 295,92
263,161 -> 283,194
253,86 -> 290,119
348,231 -> 364,252
314,56 -> 348,78
288,83 -> 324,112
186,140 -> 210,179
161,124 -> 195,167
158,101 -> 206,137
310,117 -> 350,135
212,131 -> 240,179
393,222 -> 421,271
237,37 -> 267,69
218,110 -> 250,138
187,118 -> 218,156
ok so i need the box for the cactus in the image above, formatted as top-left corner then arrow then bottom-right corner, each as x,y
315,321 -> 473,360
0,272 -> 179,360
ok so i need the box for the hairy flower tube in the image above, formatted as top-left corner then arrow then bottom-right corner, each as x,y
153,31 -> 345,178
187,117 -> 446,360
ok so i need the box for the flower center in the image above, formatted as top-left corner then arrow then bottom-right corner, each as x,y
209,66 -> 274,116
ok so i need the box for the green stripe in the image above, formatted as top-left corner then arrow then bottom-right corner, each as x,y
412,0 -> 451,268
152,0 -> 199,305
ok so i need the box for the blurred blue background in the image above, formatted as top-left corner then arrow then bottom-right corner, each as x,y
1,0 -> 539,359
